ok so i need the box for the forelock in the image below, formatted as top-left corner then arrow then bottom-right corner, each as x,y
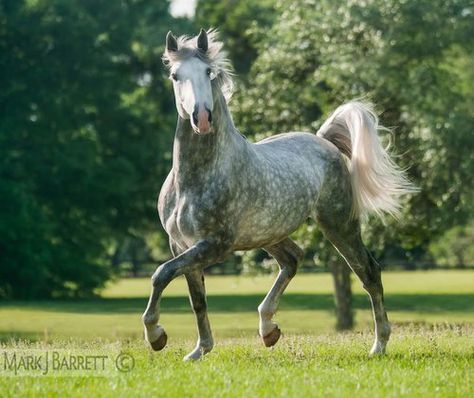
163,29 -> 234,102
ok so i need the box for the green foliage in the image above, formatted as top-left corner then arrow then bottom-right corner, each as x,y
429,220 -> 474,267
0,272 -> 473,396
2,0 -> 473,298
195,0 -> 275,75
232,0 -> 474,262
0,0 -> 192,298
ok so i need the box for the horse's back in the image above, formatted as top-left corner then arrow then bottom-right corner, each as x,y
255,131 -> 340,159
252,132 -> 341,181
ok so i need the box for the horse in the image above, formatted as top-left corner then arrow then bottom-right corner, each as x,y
142,29 -> 417,361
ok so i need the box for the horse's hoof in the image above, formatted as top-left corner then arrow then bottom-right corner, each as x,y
262,326 -> 281,347
183,347 -> 208,361
150,331 -> 168,351
369,340 -> 387,356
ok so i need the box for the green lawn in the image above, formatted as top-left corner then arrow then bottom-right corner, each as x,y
0,270 -> 473,397
1,270 -> 472,341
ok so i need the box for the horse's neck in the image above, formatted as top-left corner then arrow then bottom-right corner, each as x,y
172,86 -> 242,187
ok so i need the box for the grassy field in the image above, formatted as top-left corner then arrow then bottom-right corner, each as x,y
0,270 -> 473,397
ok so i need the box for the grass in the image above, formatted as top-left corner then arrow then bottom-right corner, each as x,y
0,270 -> 472,340
0,270 -> 473,397
0,329 -> 472,397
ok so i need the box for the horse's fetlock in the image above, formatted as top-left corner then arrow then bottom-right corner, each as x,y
257,303 -> 268,317
200,338 -> 214,352
381,322 -> 391,340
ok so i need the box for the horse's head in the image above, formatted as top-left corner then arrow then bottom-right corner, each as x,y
164,29 -> 217,135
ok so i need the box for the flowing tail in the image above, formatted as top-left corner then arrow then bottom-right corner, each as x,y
317,101 -> 417,219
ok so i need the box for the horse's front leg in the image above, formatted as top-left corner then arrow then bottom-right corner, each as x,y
258,238 -> 304,347
183,270 -> 213,361
169,242 -> 213,360
142,239 -> 228,355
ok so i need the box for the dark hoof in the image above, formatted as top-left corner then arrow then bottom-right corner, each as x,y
150,331 -> 168,351
262,326 -> 281,347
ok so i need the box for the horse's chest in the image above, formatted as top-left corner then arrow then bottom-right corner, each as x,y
163,189 -> 228,246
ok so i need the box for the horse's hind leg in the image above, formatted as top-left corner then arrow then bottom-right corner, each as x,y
317,216 -> 391,355
258,237 -> 304,347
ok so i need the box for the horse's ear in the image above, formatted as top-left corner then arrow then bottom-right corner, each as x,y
197,28 -> 208,52
166,31 -> 178,52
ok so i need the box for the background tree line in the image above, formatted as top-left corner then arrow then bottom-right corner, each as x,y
1,0 -> 472,300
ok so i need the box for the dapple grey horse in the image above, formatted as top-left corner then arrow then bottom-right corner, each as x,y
142,29 -> 416,361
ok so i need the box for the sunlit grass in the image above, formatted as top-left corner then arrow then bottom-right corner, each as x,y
0,270 -> 472,396
102,270 -> 474,297
0,327 -> 472,398
0,270 -> 472,341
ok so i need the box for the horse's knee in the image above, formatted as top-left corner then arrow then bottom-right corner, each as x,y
151,265 -> 175,288
356,251 -> 384,294
151,267 -> 162,287
362,269 -> 384,296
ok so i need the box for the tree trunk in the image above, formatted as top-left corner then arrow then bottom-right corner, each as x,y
111,247 -> 121,270
455,252 -> 465,269
330,259 -> 353,330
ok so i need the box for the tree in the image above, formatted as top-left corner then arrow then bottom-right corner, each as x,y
0,0 -> 192,298
195,0 -> 275,75
429,221 -> 474,268
230,0 -> 473,326
235,0 -> 473,254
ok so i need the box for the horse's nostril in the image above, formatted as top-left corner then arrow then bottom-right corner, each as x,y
192,111 -> 198,125
208,111 -> 212,123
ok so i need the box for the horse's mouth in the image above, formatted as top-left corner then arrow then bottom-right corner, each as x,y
191,123 -> 213,135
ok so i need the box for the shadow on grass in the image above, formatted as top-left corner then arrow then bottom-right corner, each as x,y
1,293 -> 473,314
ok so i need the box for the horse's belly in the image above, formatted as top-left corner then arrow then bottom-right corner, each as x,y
233,198 -> 313,249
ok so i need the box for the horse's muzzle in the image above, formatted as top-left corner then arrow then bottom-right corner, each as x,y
192,105 -> 212,134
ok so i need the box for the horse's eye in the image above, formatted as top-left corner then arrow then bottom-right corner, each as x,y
206,68 -> 211,77
171,73 -> 178,81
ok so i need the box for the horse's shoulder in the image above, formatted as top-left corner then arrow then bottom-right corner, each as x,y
158,171 -> 176,217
